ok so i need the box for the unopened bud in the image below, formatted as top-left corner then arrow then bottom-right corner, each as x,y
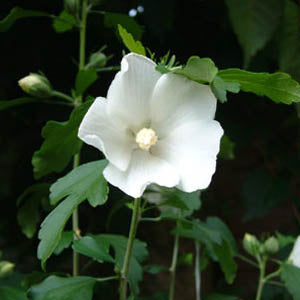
86,52 -> 108,69
18,73 -> 52,98
0,261 -> 15,278
64,0 -> 80,16
263,236 -> 279,255
243,233 -> 260,256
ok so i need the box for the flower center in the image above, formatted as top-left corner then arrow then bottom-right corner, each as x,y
135,128 -> 158,151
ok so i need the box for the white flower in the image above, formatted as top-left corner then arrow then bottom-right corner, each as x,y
289,236 -> 300,267
78,53 -> 223,198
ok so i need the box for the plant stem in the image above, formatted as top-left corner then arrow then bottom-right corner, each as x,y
255,258 -> 266,300
119,198 -> 141,300
96,275 -> 119,282
237,254 -> 259,268
79,0 -> 88,71
194,242 -> 201,300
51,90 -> 74,102
169,230 -> 180,300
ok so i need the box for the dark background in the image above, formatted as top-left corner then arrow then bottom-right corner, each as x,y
0,1 -> 299,299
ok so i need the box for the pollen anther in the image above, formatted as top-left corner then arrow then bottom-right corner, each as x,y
135,128 -> 158,151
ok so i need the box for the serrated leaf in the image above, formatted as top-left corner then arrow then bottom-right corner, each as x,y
242,169 -> 289,221
37,194 -> 85,269
75,69 -> 98,95
218,68 -> 300,104
50,160 -> 108,207
225,0 -> 284,67
117,25 -> 146,56
53,11 -> 77,33
219,135 -> 235,160
281,263 -> 300,300
32,100 -> 93,179
0,7 -> 50,32
174,56 -> 218,83
28,276 -> 96,300
90,234 -> 148,295
211,76 -> 240,103
0,286 -> 28,300
17,183 -> 50,238
53,231 -> 73,255
73,236 -> 114,263
104,12 -> 143,40
0,98 -> 40,111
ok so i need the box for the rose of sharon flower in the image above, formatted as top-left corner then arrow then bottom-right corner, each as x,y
78,53 -> 223,198
289,236 -> 300,267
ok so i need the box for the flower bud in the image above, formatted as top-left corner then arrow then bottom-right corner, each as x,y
0,261 -> 15,279
263,236 -> 279,255
243,233 -> 260,256
86,52 -> 109,69
64,0 -> 80,16
18,73 -> 52,98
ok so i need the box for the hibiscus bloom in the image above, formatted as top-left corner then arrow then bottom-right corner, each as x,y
289,236 -> 300,267
78,53 -> 223,198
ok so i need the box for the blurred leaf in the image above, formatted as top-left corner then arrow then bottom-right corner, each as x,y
219,135 -> 235,160
219,68 -> 300,104
276,232 -> 296,249
37,194 -> 85,269
281,264 -> 300,300
278,0 -> 300,82
32,100 -> 92,179
177,253 -> 193,266
143,264 -> 167,274
75,69 -> 98,95
17,183 -> 50,238
72,236 -> 114,263
90,234 -> 148,295
0,286 -> 27,300
204,294 -> 238,300
104,12 -> 143,40
29,276 -> 96,300
50,160 -> 108,207
242,169 -> 289,221
211,76 -> 240,103
0,7 -> 50,32
225,0 -> 283,67
53,231 -> 73,255
174,56 -> 218,83
0,98 -> 40,111
118,24 -> 146,56
53,11 -> 77,33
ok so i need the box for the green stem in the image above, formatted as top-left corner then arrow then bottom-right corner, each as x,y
79,0 -> 88,72
169,230 -> 180,300
237,254 -> 259,268
119,198 -> 141,300
51,90 -> 74,102
96,275 -> 119,282
255,258 -> 266,300
194,241 -> 201,300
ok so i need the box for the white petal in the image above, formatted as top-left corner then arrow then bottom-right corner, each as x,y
106,53 -> 162,131
103,150 -> 180,198
78,97 -> 135,171
150,73 -> 217,137
152,120 -> 223,192
289,236 -> 300,268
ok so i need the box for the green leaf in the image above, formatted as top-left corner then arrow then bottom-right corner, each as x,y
50,160 -> 108,207
0,286 -> 28,300
219,135 -> 235,160
53,231 -> 73,255
218,68 -> 300,104
143,264 -> 167,274
0,7 -> 50,32
53,11 -> 77,33
17,183 -> 50,238
242,169 -> 289,221
174,56 -> 218,83
0,98 -> 40,111
225,0 -> 283,67
75,69 -> 98,95
104,12 -> 143,40
276,232 -> 296,249
32,100 -> 92,179
117,24 -> 146,56
278,0 -> 300,82
204,294 -> 239,300
37,195 -> 85,269
73,236 -> 114,263
211,76 -> 240,103
281,263 -> 300,300
29,276 -> 96,300
90,234 -> 148,295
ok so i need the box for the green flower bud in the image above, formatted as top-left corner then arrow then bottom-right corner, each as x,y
243,233 -> 260,256
0,261 -> 15,279
64,0 -> 80,16
86,52 -> 109,69
263,236 -> 279,255
18,73 -> 52,98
